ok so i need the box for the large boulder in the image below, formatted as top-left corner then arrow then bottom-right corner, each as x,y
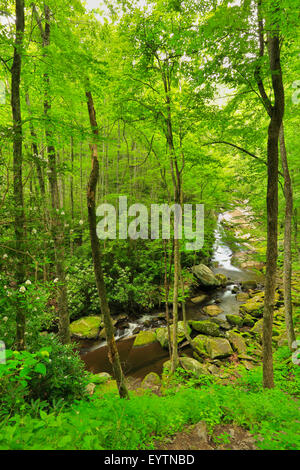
133,330 -> 157,347
227,331 -> 247,354
189,320 -> 221,337
203,305 -> 223,317
192,334 -> 210,357
156,322 -> 191,349
205,337 -> 233,359
155,327 -> 169,348
164,357 -> 210,377
70,316 -> 102,339
192,264 -> 221,288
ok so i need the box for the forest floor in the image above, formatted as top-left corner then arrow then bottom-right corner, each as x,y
155,422 -> 257,450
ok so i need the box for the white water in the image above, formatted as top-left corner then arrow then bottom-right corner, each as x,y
211,213 -> 241,272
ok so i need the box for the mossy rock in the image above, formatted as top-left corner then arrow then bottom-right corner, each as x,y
133,330 -> 157,347
203,305 -> 223,317
141,372 -> 161,390
164,357 -> 210,377
241,280 -> 258,290
226,314 -> 243,327
192,334 -> 210,357
250,318 -> 264,337
236,292 -> 250,302
89,372 -> 111,385
155,322 -> 191,349
239,299 -> 264,318
190,294 -> 208,304
211,318 -> 231,330
189,320 -> 221,337
205,337 -> 233,359
227,331 -> 247,354
242,315 -> 255,327
240,291 -> 280,318
155,327 -> 169,348
192,264 -> 221,287
215,273 -> 227,286
70,316 -> 102,339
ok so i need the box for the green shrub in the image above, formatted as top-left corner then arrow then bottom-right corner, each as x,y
0,338 -> 88,418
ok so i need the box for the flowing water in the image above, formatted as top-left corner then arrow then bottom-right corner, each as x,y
80,209 -> 261,378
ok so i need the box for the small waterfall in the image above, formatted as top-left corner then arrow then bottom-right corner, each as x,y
211,213 -> 241,272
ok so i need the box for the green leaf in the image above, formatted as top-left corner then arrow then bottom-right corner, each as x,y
34,363 -> 47,376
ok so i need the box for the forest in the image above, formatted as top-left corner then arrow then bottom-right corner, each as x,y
0,0 -> 299,453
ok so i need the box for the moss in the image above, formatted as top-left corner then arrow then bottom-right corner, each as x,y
226,314 -> 243,327
133,330 -> 157,347
69,316 -> 102,339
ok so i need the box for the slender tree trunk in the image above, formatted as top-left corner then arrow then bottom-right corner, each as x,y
41,5 -> 70,344
263,30 -> 285,389
25,92 -> 46,196
85,86 -> 129,399
11,0 -> 26,350
163,239 -> 172,359
279,124 -> 296,348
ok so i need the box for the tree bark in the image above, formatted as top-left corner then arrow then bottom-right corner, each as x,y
85,86 -> 129,399
11,0 -> 26,350
279,123 -> 296,348
262,30 -> 285,389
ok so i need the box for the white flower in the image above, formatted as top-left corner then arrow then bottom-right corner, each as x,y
6,291 -> 11,297
79,219 -> 83,225
3,316 -> 8,322
25,280 -> 32,286
53,278 -> 59,283
64,223 -> 69,228
19,286 -> 26,293
36,296 -> 40,300
2,254 -> 8,259
32,228 -> 37,234
61,211 -> 65,216
3,285 -> 7,290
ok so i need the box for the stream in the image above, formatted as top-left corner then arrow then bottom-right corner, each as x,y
80,209 -> 261,379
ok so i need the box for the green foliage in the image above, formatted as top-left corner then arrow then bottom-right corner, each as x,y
0,276 -> 56,349
0,338 -> 88,418
0,368 -> 298,450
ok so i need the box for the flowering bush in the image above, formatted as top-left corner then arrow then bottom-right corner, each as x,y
0,276 -> 56,349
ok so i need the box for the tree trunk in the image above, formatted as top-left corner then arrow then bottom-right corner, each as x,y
11,0 -> 26,350
25,92 -> 45,196
42,5 -> 70,344
263,31 -> 285,389
279,123 -> 296,349
85,86 -> 129,399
